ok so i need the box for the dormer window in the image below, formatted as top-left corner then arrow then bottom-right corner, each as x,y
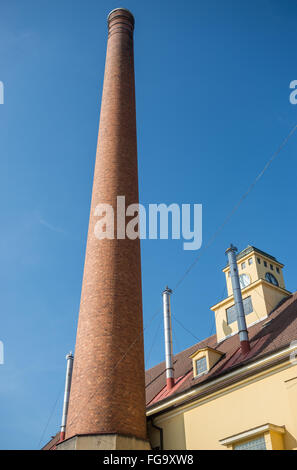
195,357 -> 207,376
190,347 -> 224,378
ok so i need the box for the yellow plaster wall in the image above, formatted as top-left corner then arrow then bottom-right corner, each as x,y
284,375 -> 297,449
269,430 -> 285,450
262,283 -> 290,314
149,413 -> 187,450
208,349 -> 224,370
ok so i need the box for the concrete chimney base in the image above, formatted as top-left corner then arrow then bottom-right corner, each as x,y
56,433 -> 151,450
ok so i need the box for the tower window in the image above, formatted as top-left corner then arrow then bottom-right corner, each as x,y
195,357 -> 207,376
265,272 -> 278,286
276,267 -> 280,273
226,297 -> 253,325
264,261 -> 267,267
248,258 -> 253,265
257,258 -> 261,264
270,264 -> 274,270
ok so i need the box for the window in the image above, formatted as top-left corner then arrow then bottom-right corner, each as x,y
265,272 -> 279,286
190,348 -> 224,377
226,296 -> 253,325
241,262 -> 246,270
276,267 -> 280,273
220,424 -> 285,450
248,258 -> 253,265
195,357 -> 207,376
257,258 -> 261,264
264,261 -> 267,267
270,264 -> 274,270
234,435 -> 266,450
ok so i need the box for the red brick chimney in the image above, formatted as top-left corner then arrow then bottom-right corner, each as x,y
57,9 -> 149,450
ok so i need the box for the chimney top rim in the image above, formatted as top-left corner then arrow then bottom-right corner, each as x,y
162,286 -> 173,295
107,8 -> 135,24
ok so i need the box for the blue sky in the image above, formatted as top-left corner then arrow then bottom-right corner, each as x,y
0,0 -> 297,450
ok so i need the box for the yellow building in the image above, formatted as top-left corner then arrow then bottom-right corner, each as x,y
146,246 -> 297,450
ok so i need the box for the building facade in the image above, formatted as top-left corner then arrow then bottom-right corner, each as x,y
146,246 -> 297,450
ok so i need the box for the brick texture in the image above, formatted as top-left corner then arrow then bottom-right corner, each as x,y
65,9 -> 147,441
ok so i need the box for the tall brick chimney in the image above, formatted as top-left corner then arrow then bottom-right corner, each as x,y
57,8 -> 149,450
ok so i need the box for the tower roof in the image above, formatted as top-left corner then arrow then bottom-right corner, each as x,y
224,245 -> 283,269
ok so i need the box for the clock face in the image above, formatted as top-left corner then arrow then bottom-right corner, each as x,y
239,273 -> 250,289
265,272 -> 279,286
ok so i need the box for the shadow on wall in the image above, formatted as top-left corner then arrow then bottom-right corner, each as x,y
222,319 -> 232,338
148,413 -> 186,450
284,430 -> 297,450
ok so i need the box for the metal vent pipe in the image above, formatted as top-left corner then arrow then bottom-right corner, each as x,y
226,244 -> 250,354
60,352 -> 74,441
162,287 -> 174,389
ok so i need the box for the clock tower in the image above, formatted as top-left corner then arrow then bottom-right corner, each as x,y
211,246 -> 291,343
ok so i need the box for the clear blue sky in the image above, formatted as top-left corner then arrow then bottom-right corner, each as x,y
0,0 -> 296,450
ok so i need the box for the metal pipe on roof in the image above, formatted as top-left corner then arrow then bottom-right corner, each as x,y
60,352 -> 74,441
226,244 -> 250,354
162,286 -> 175,390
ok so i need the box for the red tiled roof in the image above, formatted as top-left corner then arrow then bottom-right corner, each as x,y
145,291 -> 297,408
